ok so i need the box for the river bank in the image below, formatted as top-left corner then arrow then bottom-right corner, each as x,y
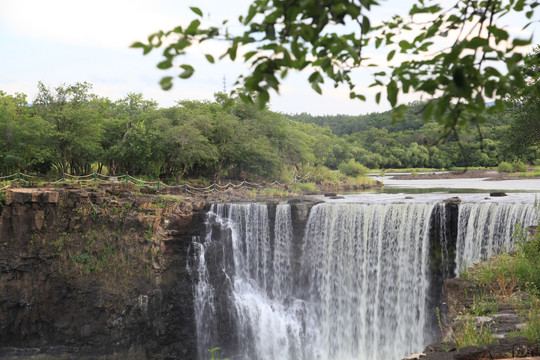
406,230 -> 540,360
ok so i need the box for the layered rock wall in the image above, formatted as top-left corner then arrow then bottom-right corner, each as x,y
0,186 -> 205,359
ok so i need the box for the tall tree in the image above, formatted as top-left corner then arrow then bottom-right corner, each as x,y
34,82 -> 104,174
504,46 -> 540,161
0,92 -> 52,173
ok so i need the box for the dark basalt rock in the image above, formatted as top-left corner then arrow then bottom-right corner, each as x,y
444,196 -> 462,204
0,188 -> 205,359
489,192 -> 507,197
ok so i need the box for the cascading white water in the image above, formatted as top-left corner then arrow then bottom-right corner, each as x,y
192,202 -> 436,360
300,203 -> 434,360
455,202 -> 538,275
191,197 -> 538,360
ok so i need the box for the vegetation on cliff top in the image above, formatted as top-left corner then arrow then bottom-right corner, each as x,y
444,224 -> 540,351
1,76 -> 539,186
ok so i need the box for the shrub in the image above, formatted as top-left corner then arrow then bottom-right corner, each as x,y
452,315 -> 497,350
338,159 -> 369,177
511,161 -> 527,172
293,182 -> 316,192
521,296 -> 540,346
497,162 -> 513,173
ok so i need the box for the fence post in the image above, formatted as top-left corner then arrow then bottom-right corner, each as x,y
94,171 -> 97,182
62,169 -> 65,182
17,169 -> 20,182
125,172 -> 128,184
213,180 -> 217,192
157,178 -> 160,191
184,181 -> 187,195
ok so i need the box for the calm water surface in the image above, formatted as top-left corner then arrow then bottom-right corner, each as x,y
368,176 -> 540,194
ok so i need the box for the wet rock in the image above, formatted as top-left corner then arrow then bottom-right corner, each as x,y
288,196 -> 324,223
489,192 -> 507,197
324,192 -> 337,197
444,196 -> 462,204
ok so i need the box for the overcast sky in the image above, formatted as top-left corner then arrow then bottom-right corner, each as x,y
0,0 -> 538,115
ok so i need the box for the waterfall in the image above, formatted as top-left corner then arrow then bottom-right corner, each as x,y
192,202 -> 436,360
455,202 -> 538,275
191,198 -> 538,360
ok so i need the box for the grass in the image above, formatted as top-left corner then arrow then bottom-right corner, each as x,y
520,296 -> 540,346
370,167 -> 443,173
292,182 -> 316,192
209,347 -> 230,360
452,315 -> 498,350
511,170 -> 540,178
458,223 -> 540,346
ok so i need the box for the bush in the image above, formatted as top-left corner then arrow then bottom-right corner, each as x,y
338,159 -> 369,177
511,161 -> 527,172
293,182 -> 316,192
497,162 -> 513,173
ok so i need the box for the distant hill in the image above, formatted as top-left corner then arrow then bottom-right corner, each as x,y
288,101 -> 506,136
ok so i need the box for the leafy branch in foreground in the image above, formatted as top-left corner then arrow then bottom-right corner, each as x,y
133,0 -> 539,139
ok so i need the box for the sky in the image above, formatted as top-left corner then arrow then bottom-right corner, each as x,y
0,0 -> 538,115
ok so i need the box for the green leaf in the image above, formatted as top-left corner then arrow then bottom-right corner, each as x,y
228,42 -> 238,61
387,50 -> 396,61
311,82 -> 322,94
362,16 -> 371,33
179,64 -> 194,79
512,38 -> 532,47
422,101 -> 434,122
487,26 -> 509,42
265,24 -> 276,40
256,91 -> 269,109
157,59 -> 173,70
190,7 -> 203,17
238,92 -> 253,104
244,5 -> 257,24
159,76 -> 173,90
387,80 -> 398,107
185,20 -> 201,35
205,54 -> 215,63
244,51 -> 258,61
131,42 -> 146,49
465,37 -> 489,49
398,40 -> 412,51
375,92 -> 381,104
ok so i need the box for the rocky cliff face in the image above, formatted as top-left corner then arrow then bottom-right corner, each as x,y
0,185 -> 206,359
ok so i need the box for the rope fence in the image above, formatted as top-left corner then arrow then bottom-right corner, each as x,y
0,170 -> 314,195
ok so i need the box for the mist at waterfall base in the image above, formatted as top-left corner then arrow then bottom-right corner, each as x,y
189,194 -> 538,360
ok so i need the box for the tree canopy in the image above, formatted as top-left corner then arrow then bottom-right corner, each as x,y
1,82 -> 537,181
133,0 -> 539,141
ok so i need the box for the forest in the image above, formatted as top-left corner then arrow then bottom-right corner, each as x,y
0,81 -> 536,182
